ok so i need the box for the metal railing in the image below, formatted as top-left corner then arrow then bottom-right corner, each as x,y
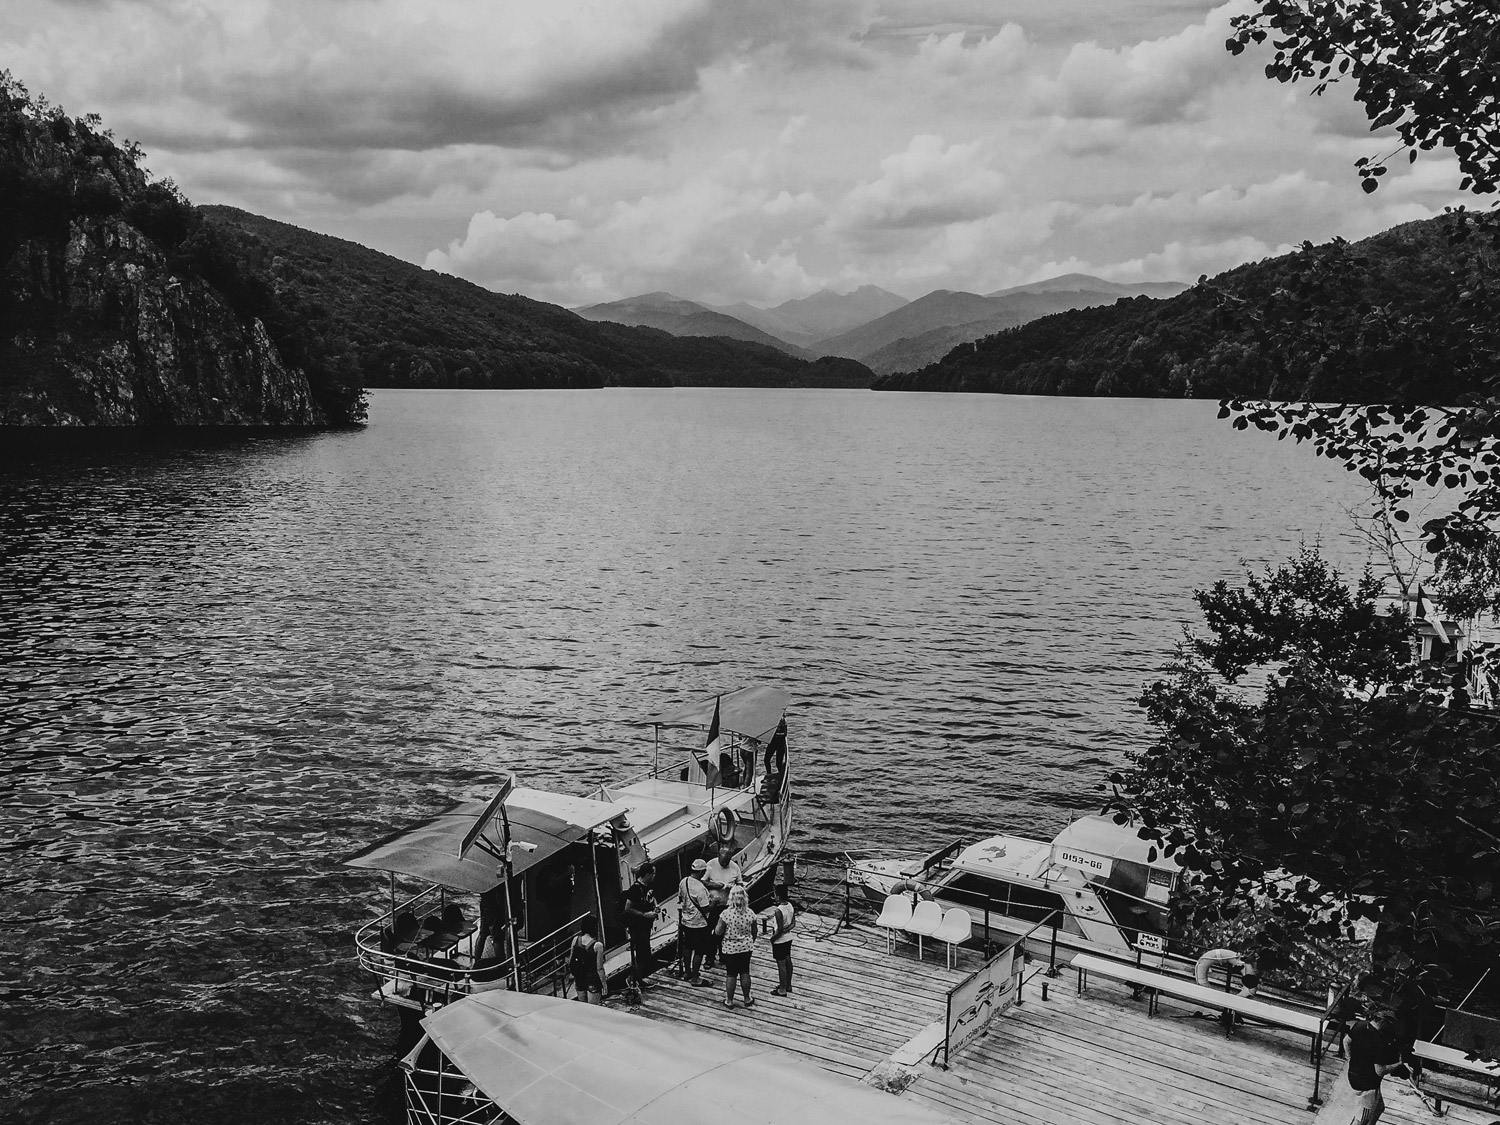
517,912 -> 591,997
403,1039 -> 503,1125
353,885 -> 516,1008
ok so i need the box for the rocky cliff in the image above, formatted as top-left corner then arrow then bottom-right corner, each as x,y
1,74 -> 344,426
2,217 -> 324,425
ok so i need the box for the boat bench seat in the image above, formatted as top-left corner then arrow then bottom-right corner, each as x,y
1411,1040 -> 1500,1114
1073,953 -> 1324,1058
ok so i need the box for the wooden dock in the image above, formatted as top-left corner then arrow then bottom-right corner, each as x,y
623,912 -> 1494,1125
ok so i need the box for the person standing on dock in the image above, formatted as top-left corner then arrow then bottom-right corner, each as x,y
764,883 -> 796,996
715,885 -> 758,1009
1338,1010 -> 1404,1124
702,842 -> 742,969
621,862 -> 661,993
677,858 -> 713,985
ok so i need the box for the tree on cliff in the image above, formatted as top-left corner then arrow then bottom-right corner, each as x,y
1108,548 -> 1500,981
1,71 -> 366,425
1218,2 -> 1500,617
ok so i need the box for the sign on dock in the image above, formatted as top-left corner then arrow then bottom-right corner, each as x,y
944,941 -> 1023,1065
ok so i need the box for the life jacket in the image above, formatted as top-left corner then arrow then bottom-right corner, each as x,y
770,901 -> 796,940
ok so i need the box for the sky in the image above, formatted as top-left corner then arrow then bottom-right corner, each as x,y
1,1 -> 1468,309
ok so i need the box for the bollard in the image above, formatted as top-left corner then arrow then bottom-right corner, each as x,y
1041,982 -> 1049,1002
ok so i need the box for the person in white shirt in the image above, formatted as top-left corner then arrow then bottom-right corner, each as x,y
701,842 -> 742,968
763,883 -> 797,996
676,858 -> 714,985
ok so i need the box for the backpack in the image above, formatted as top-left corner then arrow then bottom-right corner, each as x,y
568,936 -> 597,980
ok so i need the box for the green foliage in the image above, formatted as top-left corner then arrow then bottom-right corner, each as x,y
1109,548 -> 1500,982
874,216 -> 1497,402
1228,1 -> 1500,195
1190,546 -> 1409,688
1218,3 -> 1500,618
0,72 -> 366,424
197,207 -> 870,392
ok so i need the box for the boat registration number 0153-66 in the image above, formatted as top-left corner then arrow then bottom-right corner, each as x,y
1056,849 -> 1112,878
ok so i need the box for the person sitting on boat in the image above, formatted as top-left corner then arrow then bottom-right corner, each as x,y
567,917 -> 607,1005
621,862 -> 662,991
702,843 -> 742,969
676,858 -> 713,986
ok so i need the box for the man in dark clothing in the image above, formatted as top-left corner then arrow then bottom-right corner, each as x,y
1344,1010 -> 1405,1124
620,862 -> 660,990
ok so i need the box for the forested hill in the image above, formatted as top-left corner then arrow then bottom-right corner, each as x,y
200,207 -> 874,391
1,74 -> 361,425
874,216 -> 1496,400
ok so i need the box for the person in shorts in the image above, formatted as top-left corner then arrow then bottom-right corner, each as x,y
677,858 -> 713,985
714,885 -> 758,1009
1342,1010 -> 1404,1124
764,883 -> 796,996
567,917 -> 606,1004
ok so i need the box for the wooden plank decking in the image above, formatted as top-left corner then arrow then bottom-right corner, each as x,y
621,912 -> 1495,1125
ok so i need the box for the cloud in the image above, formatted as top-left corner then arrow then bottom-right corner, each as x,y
832,135 -> 1008,231
3,0 -> 870,157
5,0 -> 1473,308
424,136 -> 828,305
1031,4 -> 1236,126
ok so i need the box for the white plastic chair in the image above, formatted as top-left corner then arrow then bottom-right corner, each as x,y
875,893 -> 913,953
905,899 -> 944,960
932,907 -> 972,969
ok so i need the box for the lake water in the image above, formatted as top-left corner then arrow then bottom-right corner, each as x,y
1,388 -> 1370,1123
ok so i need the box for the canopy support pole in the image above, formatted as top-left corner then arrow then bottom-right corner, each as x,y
499,803 -> 522,992
589,837 -> 605,943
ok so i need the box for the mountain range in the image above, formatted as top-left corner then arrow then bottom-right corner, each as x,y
574,275 -> 1188,376
872,214 -> 1495,401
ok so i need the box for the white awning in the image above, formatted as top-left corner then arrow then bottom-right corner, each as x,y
643,685 -> 789,741
343,787 -> 626,894
421,991 -> 961,1125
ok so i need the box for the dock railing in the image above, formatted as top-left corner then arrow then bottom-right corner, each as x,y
804,856 -> 1070,975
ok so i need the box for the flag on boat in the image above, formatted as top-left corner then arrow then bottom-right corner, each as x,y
699,695 -> 723,787
1414,584 -> 1451,644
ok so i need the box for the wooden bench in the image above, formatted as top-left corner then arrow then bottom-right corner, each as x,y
1073,953 -> 1325,1058
1412,1039 -> 1500,1114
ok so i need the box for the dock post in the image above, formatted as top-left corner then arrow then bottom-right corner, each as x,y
1045,914 -> 1061,977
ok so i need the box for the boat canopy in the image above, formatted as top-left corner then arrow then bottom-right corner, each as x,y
343,788 -> 626,894
420,991 -> 959,1125
1051,816 -> 1180,871
643,685 -> 788,741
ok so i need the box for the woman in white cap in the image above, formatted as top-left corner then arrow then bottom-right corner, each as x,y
677,858 -> 714,985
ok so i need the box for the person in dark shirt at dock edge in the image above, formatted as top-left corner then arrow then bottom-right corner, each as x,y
621,862 -> 661,992
1342,1009 -> 1405,1125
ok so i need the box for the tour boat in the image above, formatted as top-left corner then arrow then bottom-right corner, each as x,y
846,815 -> 1179,958
344,685 -> 792,1010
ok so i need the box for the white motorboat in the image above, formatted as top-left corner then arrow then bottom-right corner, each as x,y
847,815 -> 1179,958
344,685 -> 792,1010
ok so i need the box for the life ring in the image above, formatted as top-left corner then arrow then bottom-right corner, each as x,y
711,808 -> 737,845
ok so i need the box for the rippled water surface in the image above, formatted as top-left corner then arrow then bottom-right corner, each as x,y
1,389 -> 1370,1122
